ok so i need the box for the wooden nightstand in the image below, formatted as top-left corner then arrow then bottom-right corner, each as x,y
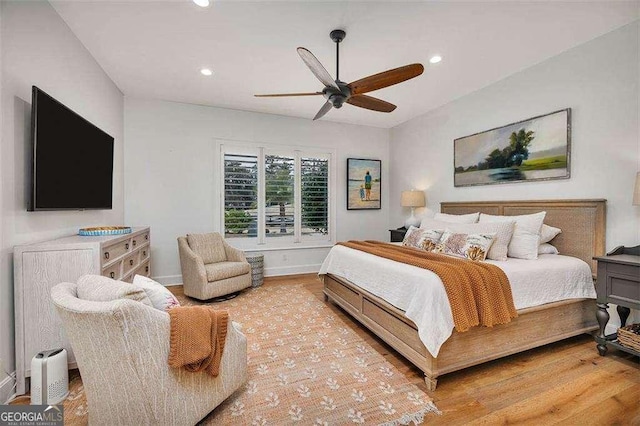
389,227 -> 408,243
593,245 -> 640,357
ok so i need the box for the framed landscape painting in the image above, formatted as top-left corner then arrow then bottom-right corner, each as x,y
347,158 -> 381,210
454,109 -> 571,187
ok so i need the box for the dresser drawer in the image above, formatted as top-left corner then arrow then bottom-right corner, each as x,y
102,261 -> 122,280
122,251 -> 140,276
102,239 -> 131,264
131,232 -> 150,250
132,259 -> 151,278
607,262 -> 640,279
139,246 -> 150,263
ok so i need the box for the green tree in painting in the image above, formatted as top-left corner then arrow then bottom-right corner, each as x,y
505,129 -> 535,166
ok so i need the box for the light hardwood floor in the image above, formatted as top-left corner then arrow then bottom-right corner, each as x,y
172,274 -> 640,425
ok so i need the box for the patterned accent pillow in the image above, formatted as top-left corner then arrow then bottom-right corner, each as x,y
435,231 -> 496,261
402,226 -> 444,251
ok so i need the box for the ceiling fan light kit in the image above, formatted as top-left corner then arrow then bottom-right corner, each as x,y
255,29 -> 424,120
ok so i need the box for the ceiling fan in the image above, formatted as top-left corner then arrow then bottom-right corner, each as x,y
255,29 -> 424,120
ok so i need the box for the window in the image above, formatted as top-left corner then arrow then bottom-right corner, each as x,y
221,143 -> 333,247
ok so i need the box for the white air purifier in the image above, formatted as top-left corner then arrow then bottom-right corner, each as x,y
30,348 -> 69,405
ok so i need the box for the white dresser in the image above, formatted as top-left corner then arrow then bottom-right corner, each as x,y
13,227 -> 151,394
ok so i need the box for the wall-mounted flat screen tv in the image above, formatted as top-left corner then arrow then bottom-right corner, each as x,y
29,86 -> 114,211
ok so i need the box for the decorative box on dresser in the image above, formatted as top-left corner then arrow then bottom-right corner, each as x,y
13,227 -> 151,394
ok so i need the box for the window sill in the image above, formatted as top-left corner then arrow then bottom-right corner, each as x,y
242,243 -> 334,252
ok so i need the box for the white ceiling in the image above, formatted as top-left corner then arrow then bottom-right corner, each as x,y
50,1 -> 638,129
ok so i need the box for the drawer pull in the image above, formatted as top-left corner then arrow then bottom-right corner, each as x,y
104,252 -> 110,260
110,272 -> 115,278
143,250 -> 147,256
125,243 -> 129,250
145,235 -> 149,240
145,266 -> 149,273
133,240 -> 137,247
130,259 -> 134,266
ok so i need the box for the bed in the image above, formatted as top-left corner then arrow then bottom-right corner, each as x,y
320,199 -> 606,390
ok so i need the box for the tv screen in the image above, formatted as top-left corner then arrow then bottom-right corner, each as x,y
30,86 -> 114,211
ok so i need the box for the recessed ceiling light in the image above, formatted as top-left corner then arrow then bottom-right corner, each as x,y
429,55 -> 442,64
193,0 -> 210,7
200,68 -> 213,76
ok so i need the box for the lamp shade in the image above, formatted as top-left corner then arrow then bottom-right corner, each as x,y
634,172 -> 640,206
401,190 -> 425,208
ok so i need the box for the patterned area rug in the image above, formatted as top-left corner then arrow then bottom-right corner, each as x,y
23,283 -> 439,425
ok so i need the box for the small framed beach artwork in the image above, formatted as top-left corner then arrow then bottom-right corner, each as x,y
454,108 -> 571,187
347,158 -> 381,210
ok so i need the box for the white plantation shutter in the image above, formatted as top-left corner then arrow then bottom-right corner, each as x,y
301,157 -> 329,237
221,144 -> 333,247
223,153 -> 258,238
265,155 -> 295,238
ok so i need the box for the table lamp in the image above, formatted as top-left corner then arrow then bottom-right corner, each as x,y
401,190 -> 426,228
634,172 -> 640,206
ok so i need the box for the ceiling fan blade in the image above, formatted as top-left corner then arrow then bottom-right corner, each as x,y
297,47 -> 340,90
348,63 -> 424,95
313,101 -> 333,121
254,92 -> 323,97
347,94 -> 396,113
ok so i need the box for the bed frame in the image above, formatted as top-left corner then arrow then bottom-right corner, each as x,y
322,199 -> 606,391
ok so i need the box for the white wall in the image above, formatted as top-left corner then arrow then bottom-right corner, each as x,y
0,1 -> 124,401
390,22 -> 639,329
124,98 -> 390,283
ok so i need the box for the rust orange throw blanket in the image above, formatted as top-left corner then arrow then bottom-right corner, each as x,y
337,241 -> 517,332
168,306 -> 229,377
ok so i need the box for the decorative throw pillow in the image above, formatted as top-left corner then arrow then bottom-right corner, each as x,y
402,226 -> 444,251
132,274 -> 180,311
431,221 -> 515,261
479,211 -> 546,260
433,212 -> 480,224
77,274 -> 153,306
540,224 -> 562,244
435,231 -> 496,261
538,243 -> 559,255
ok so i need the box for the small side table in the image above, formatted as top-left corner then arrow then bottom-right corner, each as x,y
389,227 -> 408,243
593,245 -> 640,357
245,252 -> 264,288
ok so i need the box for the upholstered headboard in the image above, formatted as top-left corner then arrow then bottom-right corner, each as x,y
440,199 -> 606,275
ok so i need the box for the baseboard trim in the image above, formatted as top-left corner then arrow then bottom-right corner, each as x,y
1,373 -> 16,404
264,264 -> 321,277
152,275 -> 183,286
155,264 -> 322,286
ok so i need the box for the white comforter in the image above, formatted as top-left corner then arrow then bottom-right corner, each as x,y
318,245 -> 596,357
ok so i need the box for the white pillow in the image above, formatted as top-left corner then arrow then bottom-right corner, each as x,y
77,275 -> 153,306
433,212 -> 480,224
419,218 -> 459,230
479,211 -> 546,260
540,224 -> 562,244
429,221 -> 515,261
538,243 -> 559,255
132,275 -> 180,311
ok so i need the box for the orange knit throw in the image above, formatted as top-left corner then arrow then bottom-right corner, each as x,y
168,306 -> 229,377
337,241 -> 518,332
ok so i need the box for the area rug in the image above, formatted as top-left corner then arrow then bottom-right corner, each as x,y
29,283 -> 439,425
192,283 -> 440,425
